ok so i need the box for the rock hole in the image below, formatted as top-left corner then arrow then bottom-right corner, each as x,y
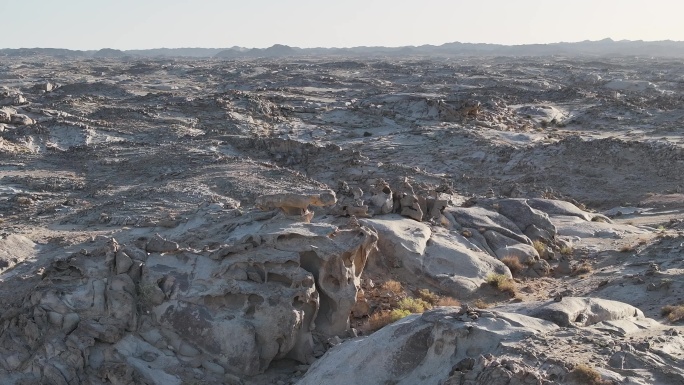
326,275 -> 340,290
248,294 -> 264,305
268,273 -> 293,286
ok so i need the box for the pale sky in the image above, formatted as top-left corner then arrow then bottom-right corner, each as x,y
2,0 -> 683,50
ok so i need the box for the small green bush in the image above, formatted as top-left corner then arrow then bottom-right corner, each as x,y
397,297 -> 432,313
416,289 -> 440,305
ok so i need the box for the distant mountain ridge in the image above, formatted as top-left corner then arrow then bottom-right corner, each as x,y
3,39 -> 684,58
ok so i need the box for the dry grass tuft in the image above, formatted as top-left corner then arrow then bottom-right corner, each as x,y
501,256 -> 524,275
368,309 -> 411,331
570,364 -> 610,385
381,280 -> 403,295
619,244 -> 635,253
473,299 -> 491,309
486,273 -> 518,296
436,296 -> 461,307
661,305 -> 684,323
416,288 -> 460,307
532,240 -> 546,255
560,245 -> 573,256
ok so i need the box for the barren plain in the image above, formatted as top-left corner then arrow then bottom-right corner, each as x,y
0,55 -> 683,385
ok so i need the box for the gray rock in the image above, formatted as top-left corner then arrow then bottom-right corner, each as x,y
499,297 -> 644,327
363,216 -> 510,295
10,113 -> 33,125
480,198 -> 557,237
528,198 -> 612,223
446,206 -> 531,245
146,234 -> 179,253
298,307 -> 557,385
0,109 -> 10,124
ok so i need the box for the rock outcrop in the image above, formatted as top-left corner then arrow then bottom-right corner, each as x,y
299,300 -> 684,385
363,215 -> 509,295
0,214 -> 378,382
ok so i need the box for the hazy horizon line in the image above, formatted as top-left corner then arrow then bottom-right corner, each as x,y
3,37 -> 684,52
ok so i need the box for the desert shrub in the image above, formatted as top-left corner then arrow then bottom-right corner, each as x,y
416,289 -> 440,305
501,256 -> 524,275
381,280 -> 403,295
560,245 -> 573,255
397,297 -> 432,313
619,244 -> 635,253
473,299 -> 490,309
368,309 -> 411,330
662,305 -> 684,323
570,364 -> 610,385
532,240 -> 546,255
573,262 -> 593,276
436,296 -> 461,307
486,273 -> 517,296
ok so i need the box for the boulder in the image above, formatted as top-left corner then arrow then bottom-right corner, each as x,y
446,206 -> 531,245
478,198 -> 557,237
0,234 -> 37,273
527,198 -> 612,223
298,307 -> 558,385
369,180 -> 393,214
0,109 -> 10,124
395,180 -> 424,221
498,297 -> 645,327
146,234 -> 179,253
363,215 -> 509,295
10,113 -> 34,125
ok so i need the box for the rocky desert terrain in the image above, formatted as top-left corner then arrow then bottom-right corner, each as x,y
0,53 -> 683,385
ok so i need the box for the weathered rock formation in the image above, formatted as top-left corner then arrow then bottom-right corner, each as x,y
0,214 -> 377,383
300,299 -> 684,385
